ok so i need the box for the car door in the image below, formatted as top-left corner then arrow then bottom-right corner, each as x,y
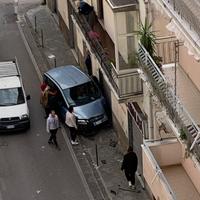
56,90 -> 68,122
44,75 -> 68,122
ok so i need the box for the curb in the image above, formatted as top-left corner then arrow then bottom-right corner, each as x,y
61,128 -> 94,200
17,19 -> 43,82
17,13 -> 95,200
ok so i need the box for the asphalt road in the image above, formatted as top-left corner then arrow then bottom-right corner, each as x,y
0,1 -> 92,200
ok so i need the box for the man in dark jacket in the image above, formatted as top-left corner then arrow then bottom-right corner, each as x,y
121,146 -> 138,189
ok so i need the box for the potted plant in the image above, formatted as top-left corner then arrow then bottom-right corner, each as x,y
138,18 -> 156,57
138,18 -> 163,73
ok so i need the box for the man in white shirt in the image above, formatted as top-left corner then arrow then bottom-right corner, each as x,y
46,110 -> 60,150
65,106 -> 78,145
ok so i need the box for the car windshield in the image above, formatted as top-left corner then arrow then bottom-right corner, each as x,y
63,81 -> 101,106
0,87 -> 25,106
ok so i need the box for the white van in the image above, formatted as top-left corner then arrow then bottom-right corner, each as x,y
0,59 -> 30,132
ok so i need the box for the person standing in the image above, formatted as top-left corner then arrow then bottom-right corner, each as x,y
48,87 -> 58,113
40,80 -> 48,92
85,51 -> 92,76
121,146 -> 138,189
40,85 -> 50,118
46,110 -> 60,150
65,106 -> 78,145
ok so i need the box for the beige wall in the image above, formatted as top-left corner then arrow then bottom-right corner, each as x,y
143,141 -> 200,199
149,141 -> 182,167
151,3 -> 173,37
91,0 -> 98,13
138,0 -> 147,24
143,84 -> 154,139
76,25 -> 84,55
57,0 -> 69,28
84,0 -> 92,5
179,46 -> 200,91
111,94 -> 128,137
182,154 -> 200,194
103,0 -> 115,43
143,146 -> 175,200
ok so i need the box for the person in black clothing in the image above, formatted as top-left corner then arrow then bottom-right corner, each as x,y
85,53 -> 92,76
47,87 -> 58,113
77,1 -> 94,23
121,146 -> 138,189
78,1 -> 93,15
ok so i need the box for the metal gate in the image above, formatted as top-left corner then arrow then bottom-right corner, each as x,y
127,102 -> 147,184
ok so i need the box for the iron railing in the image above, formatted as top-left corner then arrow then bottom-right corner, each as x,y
162,0 -> 200,38
138,43 -> 200,159
69,1 -> 143,99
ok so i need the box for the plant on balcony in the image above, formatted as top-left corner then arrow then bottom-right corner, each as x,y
180,128 -> 187,140
138,18 -> 156,56
138,18 -> 163,72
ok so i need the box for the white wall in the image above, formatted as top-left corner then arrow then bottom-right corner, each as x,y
111,95 -> 128,137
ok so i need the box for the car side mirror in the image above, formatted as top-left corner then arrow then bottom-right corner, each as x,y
26,95 -> 31,100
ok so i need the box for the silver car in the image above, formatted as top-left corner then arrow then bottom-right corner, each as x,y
44,65 -> 108,133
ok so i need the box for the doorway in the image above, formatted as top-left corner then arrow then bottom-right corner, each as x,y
127,102 -> 147,184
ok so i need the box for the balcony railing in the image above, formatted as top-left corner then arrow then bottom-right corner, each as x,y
161,0 -> 200,38
69,2 -> 143,99
138,43 -> 200,159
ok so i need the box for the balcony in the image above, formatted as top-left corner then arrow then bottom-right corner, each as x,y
142,140 -> 200,200
166,0 -> 200,37
69,1 -> 143,100
138,43 -> 200,160
152,0 -> 200,58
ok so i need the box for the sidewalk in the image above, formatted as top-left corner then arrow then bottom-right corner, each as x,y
18,5 -> 150,200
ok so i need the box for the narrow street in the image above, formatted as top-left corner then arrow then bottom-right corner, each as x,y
0,1 -> 92,199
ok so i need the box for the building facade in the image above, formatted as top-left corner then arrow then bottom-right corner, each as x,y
56,0 -> 144,152
139,0 -> 200,199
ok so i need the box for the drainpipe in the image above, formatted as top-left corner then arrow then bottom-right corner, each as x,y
148,92 -> 154,139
